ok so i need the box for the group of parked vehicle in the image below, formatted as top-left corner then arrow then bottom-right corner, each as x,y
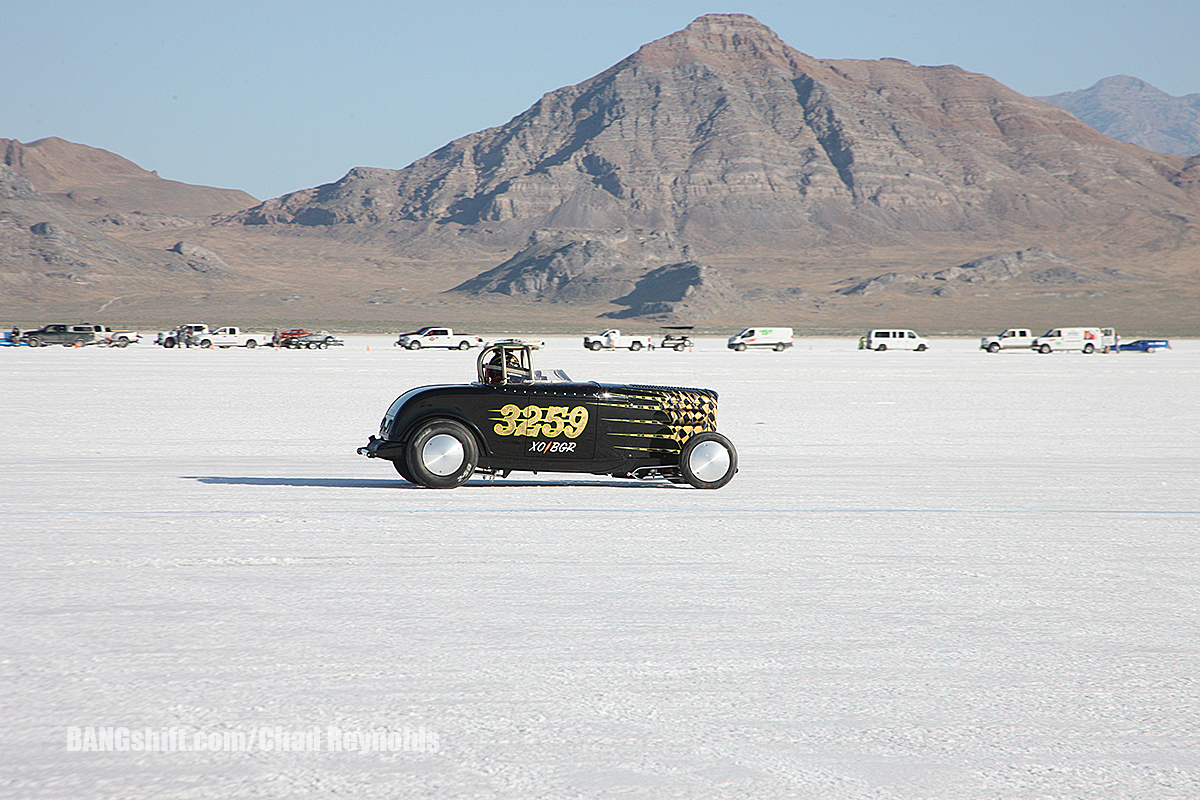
154,325 -> 343,350
0,323 -> 346,350
978,327 -> 1169,353
2,324 -> 141,348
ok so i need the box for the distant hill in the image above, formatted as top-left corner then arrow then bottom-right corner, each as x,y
1038,76 -> 1200,157
2,137 -> 257,222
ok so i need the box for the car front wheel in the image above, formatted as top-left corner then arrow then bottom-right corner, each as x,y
679,432 -> 737,489
987,342 -> 1000,353
589,341 -> 602,351
405,420 -> 478,488
408,341 -> 422,350
1039,344 -> 1052,354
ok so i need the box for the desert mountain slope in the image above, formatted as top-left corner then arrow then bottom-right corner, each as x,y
230,14 -> 1196,251
3,137 -> 257,222
1039,76 -> 1200,157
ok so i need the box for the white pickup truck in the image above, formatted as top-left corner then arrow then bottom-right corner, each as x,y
395,327 -> 484,350
155,324 -> 209,348
582,329 -> 653,351
980,328 -> 1034,352
196,326 -> 271,349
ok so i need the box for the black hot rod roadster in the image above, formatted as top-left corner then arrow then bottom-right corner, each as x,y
358,341 -> 738,489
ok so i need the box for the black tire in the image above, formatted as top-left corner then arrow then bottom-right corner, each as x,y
26,336 -> 41,347
679,432 -> 738,490
734,343 -> 746,352
199,339 -> 213,348
876,343 -> 887,351
405,420 -> 478,489
589,341 -> 602,351
1082,343 -> 1095,354
987,342 -> 1000,353
674,343 -> 686,351
916,343 -> 927,351
392,457 -> 418,484
773,344 -> 785,352
163,338 -> 176,348
457,340 -> 470,350
246,340 -> 257,348
630,341 -> 643,351
408,341 -> 421,350
117,336 -> 131,346
1039,344 -> 1051,354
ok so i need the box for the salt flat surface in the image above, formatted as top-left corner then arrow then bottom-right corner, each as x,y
2,336 -> 1198,799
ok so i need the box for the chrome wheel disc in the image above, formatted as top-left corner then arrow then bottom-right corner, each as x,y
687,440 -> 731,483
422,434 -> 465,476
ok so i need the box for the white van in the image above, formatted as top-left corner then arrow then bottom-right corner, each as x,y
727,327 -> 793,352
860,329 -> 929,351
1031,328 -> 1105,354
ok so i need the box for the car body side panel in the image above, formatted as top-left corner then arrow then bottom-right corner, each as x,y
379,382 -> 719,476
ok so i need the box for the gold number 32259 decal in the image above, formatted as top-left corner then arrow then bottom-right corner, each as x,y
493,404 -> 588,439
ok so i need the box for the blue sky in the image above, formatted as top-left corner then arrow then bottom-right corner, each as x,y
5,0 -> 1196,201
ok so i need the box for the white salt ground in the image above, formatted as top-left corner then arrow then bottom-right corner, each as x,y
2,336 -> 1198,798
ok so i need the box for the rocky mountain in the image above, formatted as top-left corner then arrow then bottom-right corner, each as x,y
1038,76 -> 1200,157
231,14 -> 1196,250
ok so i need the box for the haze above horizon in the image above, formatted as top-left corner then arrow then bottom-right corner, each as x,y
6,0 -> 1195,201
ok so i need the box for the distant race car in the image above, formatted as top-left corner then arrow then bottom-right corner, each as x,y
1116,339 -> 1170,352
358,341 -> 738,489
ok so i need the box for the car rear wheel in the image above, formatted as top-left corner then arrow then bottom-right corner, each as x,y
876,343 -> 887,351
391,457 -> 418,485
458,340 -> 471,350
679,432 -> 737,490
630,341 -> 643,351
405,420 -> 478,488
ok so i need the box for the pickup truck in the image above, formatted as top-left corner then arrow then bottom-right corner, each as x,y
195,327 -> 270,349
980,328 -> 1034,352
582,329 -> 653,351
395,327 -> 484,350
20,324 -> 98,347
155,324 -> 209,348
